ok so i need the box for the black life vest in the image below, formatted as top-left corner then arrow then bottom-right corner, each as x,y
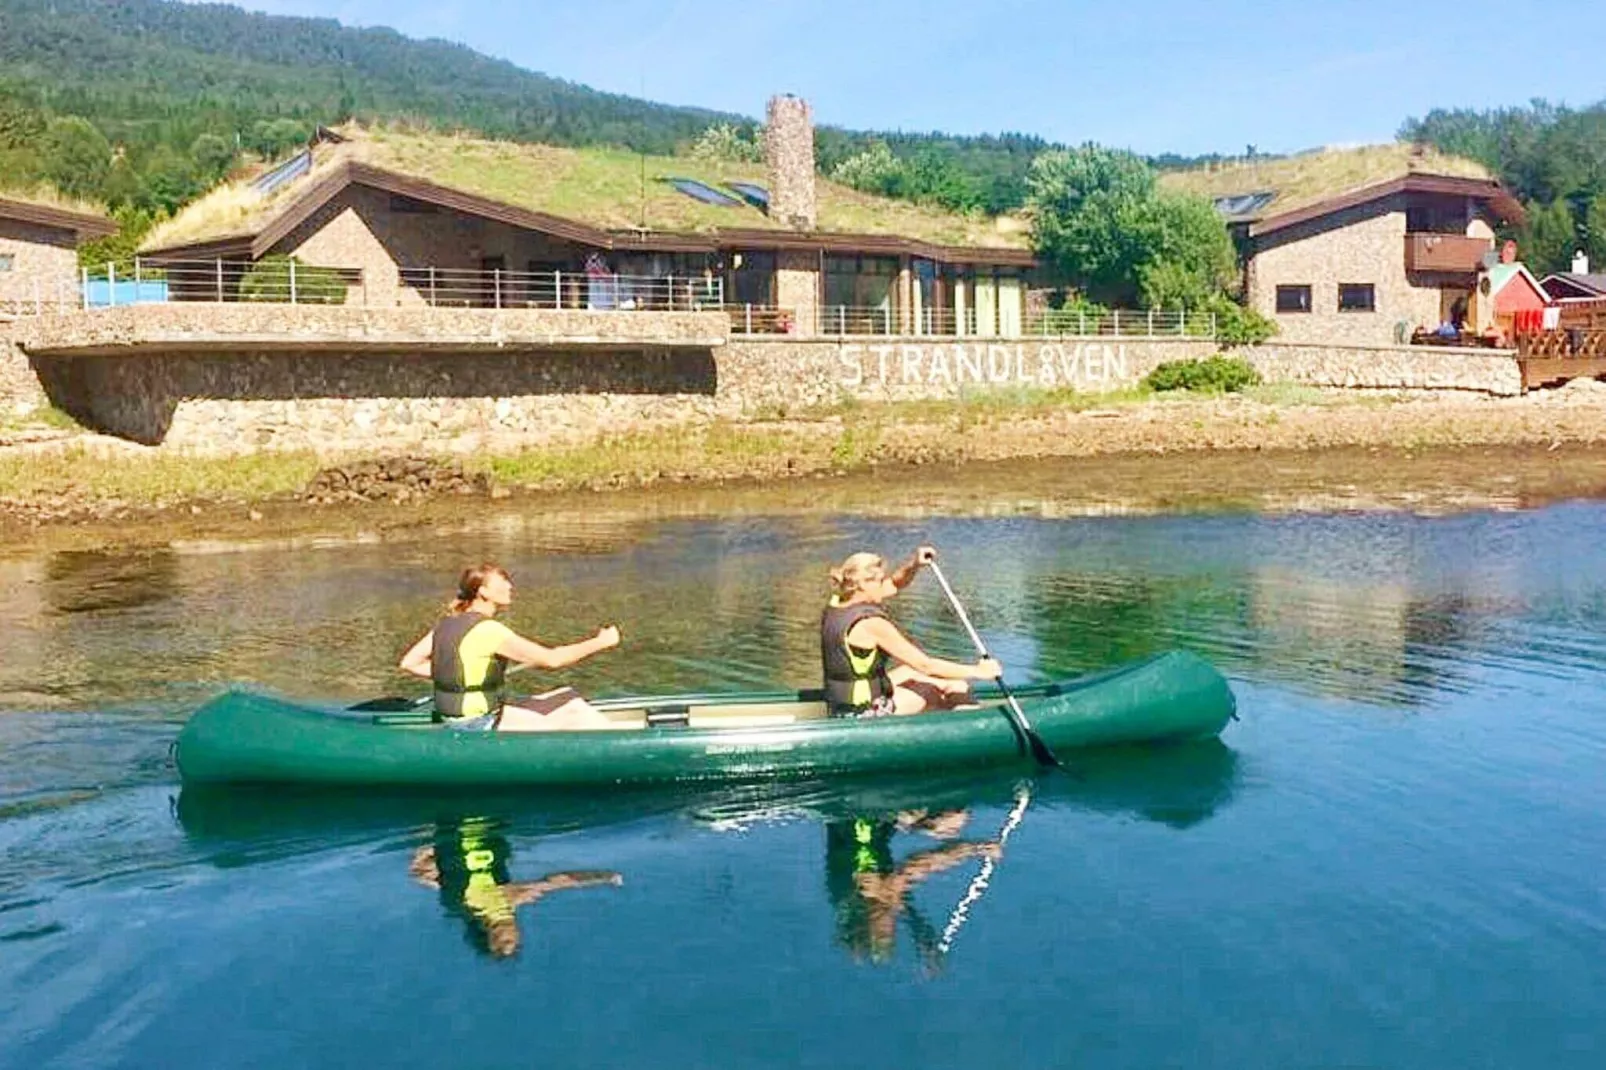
821,601 -> 893,715
430,612 -> 509,719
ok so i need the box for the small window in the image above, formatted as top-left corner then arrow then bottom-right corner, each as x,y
1275,284 -> 1311,313
0,254 -> 13,273
1338,283 -> 1375,312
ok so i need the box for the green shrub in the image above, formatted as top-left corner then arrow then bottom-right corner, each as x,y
239,255 -> 347,305
1144,355 -> 1261,393
1202,293 -> 1277,345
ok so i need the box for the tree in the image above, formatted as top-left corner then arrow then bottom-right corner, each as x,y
1026,145 -> 1161,306
190,132 -> 235,181
1586,192 -> 1606,271
41,116 -> 111,200
143,143 -> 202,213
239,255 -> 347,304
831,141 -> 907,198
1519,198 -> 1580,275
1137,192 -> 1238,308
688,122 -> 762,163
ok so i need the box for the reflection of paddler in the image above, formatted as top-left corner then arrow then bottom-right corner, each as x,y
824,811 -> 999,965
409,817 -> 621,959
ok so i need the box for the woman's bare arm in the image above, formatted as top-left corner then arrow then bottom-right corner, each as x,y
399,631 -> 434,679
850,617 -> 997,681
495,625 -> 620,671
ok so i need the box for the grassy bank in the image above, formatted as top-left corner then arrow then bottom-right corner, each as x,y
6,384 -> 1606,527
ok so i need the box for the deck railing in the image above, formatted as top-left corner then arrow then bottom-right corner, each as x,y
813,304 -> 1217,338
23,260 -> 727,312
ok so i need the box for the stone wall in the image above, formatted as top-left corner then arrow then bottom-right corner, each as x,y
766,95 -> 816,230
1242,341 -> 1521,396
1247,196 -> 1491,347
774,249 -> 819,337
275,185 -> 592,307
1,333 -> 46,416
15,304 -> 729,353
30,347 -> 719,449
9,307 -> 1527,451
0,218 -> 79,312
718,337 -> 1220,412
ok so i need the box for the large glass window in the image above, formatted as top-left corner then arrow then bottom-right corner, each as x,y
824,255 -> 899,332
729,250 -> 776,306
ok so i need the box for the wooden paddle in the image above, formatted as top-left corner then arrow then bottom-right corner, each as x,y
926,559 -> 1063,769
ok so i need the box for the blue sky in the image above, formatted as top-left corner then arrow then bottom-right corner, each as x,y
221,0 -> 1601,156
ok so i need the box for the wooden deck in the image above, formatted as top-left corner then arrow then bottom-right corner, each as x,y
1516,329 -> 1606,391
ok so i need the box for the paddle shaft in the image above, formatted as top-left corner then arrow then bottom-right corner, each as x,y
926,560 -> 1061,768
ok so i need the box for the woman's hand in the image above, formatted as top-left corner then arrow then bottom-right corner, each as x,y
915,545 -> 938,566
973,658 -> 1003,680
595,625 -> 621,650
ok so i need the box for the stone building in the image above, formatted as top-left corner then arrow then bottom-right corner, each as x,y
1165,147 -> 1525,346
0,194 -> 115,315
139,99 -> 1035,338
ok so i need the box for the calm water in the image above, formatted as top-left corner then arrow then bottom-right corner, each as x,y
2,475 -> 1604,1068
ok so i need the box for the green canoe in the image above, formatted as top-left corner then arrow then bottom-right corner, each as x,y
174,650 -> 1236,788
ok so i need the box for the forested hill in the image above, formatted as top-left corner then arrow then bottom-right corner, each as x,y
1402,102 -> 1606,273
0,0 -> 738,153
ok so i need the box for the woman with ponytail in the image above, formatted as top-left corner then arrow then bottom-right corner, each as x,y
399,563 -> 620,731
821,546 -> 1000,718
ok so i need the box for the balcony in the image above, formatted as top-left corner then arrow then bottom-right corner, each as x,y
1405,233 -> 1491,274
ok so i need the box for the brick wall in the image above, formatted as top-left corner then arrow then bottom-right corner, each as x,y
1248,198 -> 1491,346
0,218 -> 79,312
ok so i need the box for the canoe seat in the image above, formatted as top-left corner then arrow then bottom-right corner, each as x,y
597,700 -> 832,730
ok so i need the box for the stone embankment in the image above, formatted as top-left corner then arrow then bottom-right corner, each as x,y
301,457 -> 495,505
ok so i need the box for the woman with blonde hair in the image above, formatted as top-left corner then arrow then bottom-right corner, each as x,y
399,563 -> 620,731
821,546 -> 1000,718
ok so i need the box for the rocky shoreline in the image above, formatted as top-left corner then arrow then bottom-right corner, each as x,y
5,384 -> 1606,535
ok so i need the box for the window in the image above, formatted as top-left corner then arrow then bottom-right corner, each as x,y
0,254 -> 13,273
726,182 -> 769,210
1338,283 -> 1375,312
665,178 -> 742,207
1275,284 -> 1312,313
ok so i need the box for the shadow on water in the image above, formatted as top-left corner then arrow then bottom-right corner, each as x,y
43,549 -> 180,615
173,741 -> 1240,963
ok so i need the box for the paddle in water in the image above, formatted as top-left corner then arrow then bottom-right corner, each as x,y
926,559 -> 1063,769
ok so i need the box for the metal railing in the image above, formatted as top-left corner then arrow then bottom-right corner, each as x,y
9,260 -> 728,312
813,304 -> 1217,339
397,266 -> 724,311
725,304 -> 798,334
1,275 -> 89,316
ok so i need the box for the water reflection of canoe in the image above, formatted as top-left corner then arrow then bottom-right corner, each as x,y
175,651 -> 1235,788
175,740 -> 1242,854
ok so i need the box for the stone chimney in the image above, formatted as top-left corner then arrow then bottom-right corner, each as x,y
1574,249 -> 1591,275
766,94 -> 816,231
